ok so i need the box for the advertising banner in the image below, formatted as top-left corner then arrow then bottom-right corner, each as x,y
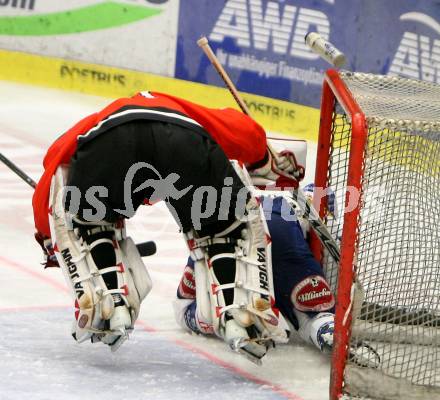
1,0 -> 439,127
0,0 -> 178,77
176,0 -> 440,108
356,1 -> 440,84
0,49 -> 320,139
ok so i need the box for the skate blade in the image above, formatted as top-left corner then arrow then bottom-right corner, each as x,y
99,327 -> 129,352
350,342 -> 381,368
229,337 -> 266,366
235,347 -> 263,366
109,332 -> 128,353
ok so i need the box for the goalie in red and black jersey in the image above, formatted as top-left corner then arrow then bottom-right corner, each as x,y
32,91 -> 307,359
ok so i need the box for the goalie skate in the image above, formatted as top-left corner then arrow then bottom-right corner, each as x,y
88,299 -> 132,352
225,318 -> 273,366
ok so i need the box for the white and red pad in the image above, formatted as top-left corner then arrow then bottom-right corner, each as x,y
47,166 -> 153,347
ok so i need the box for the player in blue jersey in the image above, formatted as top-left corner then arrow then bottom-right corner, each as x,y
173,190 -> 336,358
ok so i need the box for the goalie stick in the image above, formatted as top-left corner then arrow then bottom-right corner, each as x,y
197,36 -> 341,266
197,35 -> 382,369
0,152 -> 157,257
0,152 -> 37,189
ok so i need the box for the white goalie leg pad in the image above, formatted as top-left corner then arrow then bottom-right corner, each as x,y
230,161 -> 290,342
48,166 -> 152,348
184,201 -> 289,358
95,237 -> 153,351
193,258 -> 216,331
233,198 -> 289,344
49,166 -> 109,342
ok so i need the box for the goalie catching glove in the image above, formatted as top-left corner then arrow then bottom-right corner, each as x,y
35,232 -> 59,269
248,147 -> 305,189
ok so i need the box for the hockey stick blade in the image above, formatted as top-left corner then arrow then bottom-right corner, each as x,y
136,241 -> 156,257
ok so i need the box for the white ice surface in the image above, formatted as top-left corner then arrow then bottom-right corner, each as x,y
0,81 -> 328,400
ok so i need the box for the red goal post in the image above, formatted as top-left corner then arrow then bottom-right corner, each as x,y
311,70 -> 440,400
312,69 -> 368,400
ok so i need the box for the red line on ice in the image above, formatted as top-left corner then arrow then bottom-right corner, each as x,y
136,320 -> 304,400
0,255 -> 304,400
0,255 -> 69,293
0,304 -> 71,313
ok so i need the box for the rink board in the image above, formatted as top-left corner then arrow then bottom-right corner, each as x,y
0,48 -> 320,141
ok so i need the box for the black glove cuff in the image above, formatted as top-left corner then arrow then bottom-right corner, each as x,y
247,150 -> 270,171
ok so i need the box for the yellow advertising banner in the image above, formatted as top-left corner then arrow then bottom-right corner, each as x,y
0,49 -> 320,141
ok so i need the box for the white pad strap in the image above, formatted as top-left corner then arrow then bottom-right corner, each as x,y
209,253 -> 271,298
214,219 -> 243,237
119,237 -> 153,307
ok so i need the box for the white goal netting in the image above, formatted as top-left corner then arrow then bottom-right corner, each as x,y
323,71 -> 440,400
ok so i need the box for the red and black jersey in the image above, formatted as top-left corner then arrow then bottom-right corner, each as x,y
32,91 -> 267,238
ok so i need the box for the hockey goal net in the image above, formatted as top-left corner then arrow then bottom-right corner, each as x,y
312,70 -> 440,400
